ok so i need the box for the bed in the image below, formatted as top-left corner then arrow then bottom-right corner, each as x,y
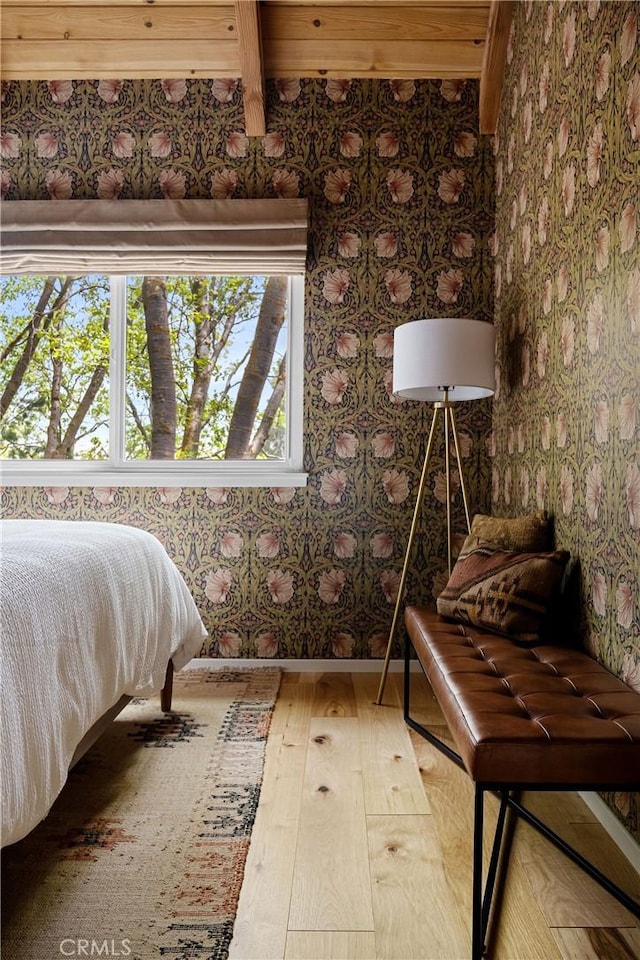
0,519 -> 207,848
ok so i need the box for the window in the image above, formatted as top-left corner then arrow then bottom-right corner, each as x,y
0,272 -> 304,486
0,198 -> 308,487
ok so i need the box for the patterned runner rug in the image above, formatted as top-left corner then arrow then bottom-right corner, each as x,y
1,667 -> 281,960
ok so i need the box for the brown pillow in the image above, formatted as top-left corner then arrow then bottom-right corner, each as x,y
460,511 -> 549,554
436,544 -> 570,645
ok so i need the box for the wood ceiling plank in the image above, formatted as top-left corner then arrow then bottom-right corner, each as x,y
235,0 -> 266,137
265,38 -> 484,78
1,6 -> 236,42
262,4 -> 488,42
1,0 -> 233,5
0,39 -> 240,79
479,0 -> 513,134
265,0 -> 488,6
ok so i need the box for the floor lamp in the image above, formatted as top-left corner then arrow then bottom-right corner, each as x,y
376,317 -> 496,705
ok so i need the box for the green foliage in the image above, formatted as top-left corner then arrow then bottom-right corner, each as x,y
0,274 -> 288,462
0,275 -> 110,459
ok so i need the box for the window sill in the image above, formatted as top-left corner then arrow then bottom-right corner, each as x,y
0,464 -> 308,489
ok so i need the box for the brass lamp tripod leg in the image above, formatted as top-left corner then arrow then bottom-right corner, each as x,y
444,403 -> 452,577
375,396 -> 473,706
449,404 -> 472,537
375,403 -> 439,706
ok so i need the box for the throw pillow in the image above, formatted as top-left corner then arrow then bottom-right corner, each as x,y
460,511 -> 549,554
436,544 -> 570,645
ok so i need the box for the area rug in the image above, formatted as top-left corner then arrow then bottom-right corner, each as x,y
1,667 -> 281,960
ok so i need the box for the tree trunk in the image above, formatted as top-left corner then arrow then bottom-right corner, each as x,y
142,276 -> 176,459
225,276 -> 287,459
56,365 -> 108,458
0,277 -> 72,420
181,278 -> 213,458
46,350 -> 63,457
126,394 -> 150,451
247,354 -> 286,458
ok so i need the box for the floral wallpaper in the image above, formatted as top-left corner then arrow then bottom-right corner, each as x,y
492,0 -> 639,840
0,76 -> 494,658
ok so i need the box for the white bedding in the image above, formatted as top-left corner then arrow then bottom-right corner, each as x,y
0,519 -> 207,847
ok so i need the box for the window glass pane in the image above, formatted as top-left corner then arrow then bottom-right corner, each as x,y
125,275 -> 288,462
0,275 -> 110,460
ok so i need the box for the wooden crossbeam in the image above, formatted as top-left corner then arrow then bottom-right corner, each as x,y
235,0 -> 266,137
479,0 -> 513,135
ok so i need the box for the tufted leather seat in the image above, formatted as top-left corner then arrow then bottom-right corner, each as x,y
405,606 -> 640,786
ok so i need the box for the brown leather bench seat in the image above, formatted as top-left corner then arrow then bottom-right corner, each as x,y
405,606 -> 640,788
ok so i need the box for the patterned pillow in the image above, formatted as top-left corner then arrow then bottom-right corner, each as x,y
436,544 -> 570,645
460,511 -> 549,554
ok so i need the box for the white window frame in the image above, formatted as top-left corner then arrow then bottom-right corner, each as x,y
0,274 -> 306,488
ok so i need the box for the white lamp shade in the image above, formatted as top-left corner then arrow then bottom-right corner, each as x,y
393,317 -> 496,402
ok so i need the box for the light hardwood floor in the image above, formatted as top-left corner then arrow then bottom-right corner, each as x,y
229,670 -> 640,960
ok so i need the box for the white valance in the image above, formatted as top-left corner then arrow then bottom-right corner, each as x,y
0,197 -> 309,275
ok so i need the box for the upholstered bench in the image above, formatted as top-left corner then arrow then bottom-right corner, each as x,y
404,606 -> 640,960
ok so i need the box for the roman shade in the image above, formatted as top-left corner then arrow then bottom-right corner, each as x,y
0,197 -> 309,275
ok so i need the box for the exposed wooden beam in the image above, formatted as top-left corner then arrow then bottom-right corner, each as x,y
479,0 -> 513,135
235,0 -> 266,137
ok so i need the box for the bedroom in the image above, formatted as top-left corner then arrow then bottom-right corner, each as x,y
1,0 -> 639,957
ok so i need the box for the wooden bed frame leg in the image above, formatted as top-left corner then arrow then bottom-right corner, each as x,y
160,660 -> 174,712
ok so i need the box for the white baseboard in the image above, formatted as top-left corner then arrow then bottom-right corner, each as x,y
579,791 -> 640,873
185,657 -> 419,673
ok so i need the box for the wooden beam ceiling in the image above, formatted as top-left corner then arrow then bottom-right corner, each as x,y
479,0 -> 513,135
0,1 -> 512,135
235,0 -> 266,137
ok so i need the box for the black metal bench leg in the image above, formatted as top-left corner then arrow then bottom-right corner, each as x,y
482,791 -> 509,935
403,626 -> 411,723
473,787 -> 515,960
472,785 -> 485,960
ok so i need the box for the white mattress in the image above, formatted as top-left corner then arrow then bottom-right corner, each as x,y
0,519 -> 207,847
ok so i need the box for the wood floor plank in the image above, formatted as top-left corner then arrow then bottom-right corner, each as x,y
488,866 -> 565,960
280,671 -> 302,685
353,674 -> 430,816
284,931 -> 377,959
377,669 -> 403,709
288,717 -> 374,931
298,671 -> 335,685
259,679 -> 315,819
229,680 -> 314,960
561,821 -> 640,907
367,813 -> 469,959
229,813 -> 298,960
311,673 -> 358,717
523,790 -> 600,831
551,926 -> 640,960
516,820 -> 640,928
402,667 -> 447,728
